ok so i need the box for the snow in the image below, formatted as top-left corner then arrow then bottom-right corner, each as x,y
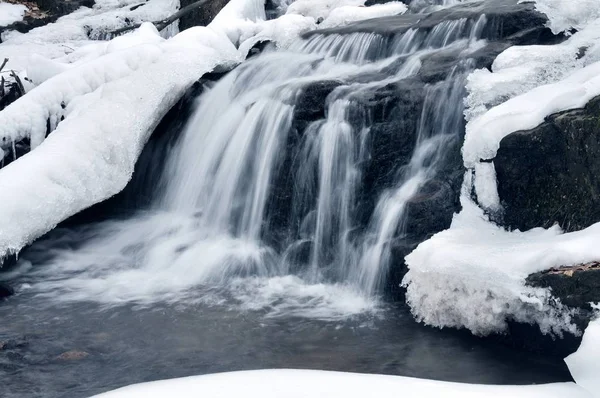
230,0 -> 408,55
0,24 -> 169,151
0,2 -> 26,26
464,19 -> 600,123
0,0 -> 178,72
89,369 -> 591,398
286,0 -> 407,26
526,0 -> 600,33
566,318 -> 600,398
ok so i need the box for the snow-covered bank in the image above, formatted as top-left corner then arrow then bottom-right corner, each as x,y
402,0 -> 600,337
0,0 -> 179,72
89,369 -> 592,398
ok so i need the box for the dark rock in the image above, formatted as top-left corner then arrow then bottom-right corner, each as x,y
179,0 -> 230,30
496,96 -> 600,232
527,264 -> 600,313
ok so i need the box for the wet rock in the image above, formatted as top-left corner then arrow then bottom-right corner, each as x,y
56,350 -> 90,361
496,95 -> 600,232
509,262 -> 600,356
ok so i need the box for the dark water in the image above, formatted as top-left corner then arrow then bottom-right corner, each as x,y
0,291 -> 572,398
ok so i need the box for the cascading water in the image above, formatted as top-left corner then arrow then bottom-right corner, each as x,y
17,13 -> 489,318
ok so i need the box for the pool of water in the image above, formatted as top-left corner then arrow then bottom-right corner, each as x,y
0,289 -> 572,398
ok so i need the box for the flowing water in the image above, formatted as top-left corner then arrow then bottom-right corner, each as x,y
0,8 -> 574,398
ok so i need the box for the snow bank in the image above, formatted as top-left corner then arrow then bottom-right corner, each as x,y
0,2 -> 26,26
566,318 -> 600,398
0,23 -> 240,258
0,24 -> 168,151
90,369 -> 591,398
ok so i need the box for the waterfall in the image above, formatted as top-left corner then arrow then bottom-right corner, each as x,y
20,11 -> 490,317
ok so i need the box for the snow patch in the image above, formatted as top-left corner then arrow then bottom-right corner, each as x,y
0,0 -> 178,72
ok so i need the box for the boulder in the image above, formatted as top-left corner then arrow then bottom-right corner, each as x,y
496,96 -> 600,232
